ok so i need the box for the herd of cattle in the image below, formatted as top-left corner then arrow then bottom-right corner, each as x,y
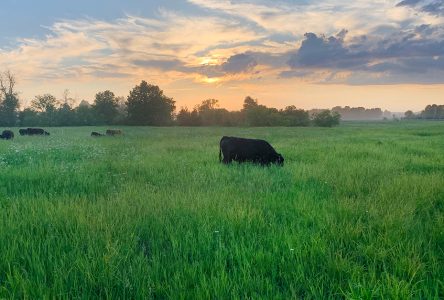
0,129 -> 284,166
0,128 -> 50,140
91,129 -> 123,137
0,128 -> 123,140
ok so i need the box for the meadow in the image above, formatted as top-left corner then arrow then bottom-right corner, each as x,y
0,122 -> 443,299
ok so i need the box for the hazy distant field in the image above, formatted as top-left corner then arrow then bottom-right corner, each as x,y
0,122 -> 443,298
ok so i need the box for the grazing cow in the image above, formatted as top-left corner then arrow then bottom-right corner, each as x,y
0,130 -> 14,140
26,128 -> 50,136
219,136 -> 284,166
19,128 -> 28,136
106,129 -> 122,136
91,131 -> 104,137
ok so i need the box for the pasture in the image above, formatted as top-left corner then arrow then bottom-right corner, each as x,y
0,122 -> 443,299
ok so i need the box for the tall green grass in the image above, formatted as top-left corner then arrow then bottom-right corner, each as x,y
0,122 -> 443,298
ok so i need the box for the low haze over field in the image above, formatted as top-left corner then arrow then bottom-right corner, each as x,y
1,0 -> 444,110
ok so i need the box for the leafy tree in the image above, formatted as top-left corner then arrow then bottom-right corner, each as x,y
126,81 -> 175,125
404,110 -> 416,119
31,94 -> 58,113
332,106 -> 383,120
75,100 -> 95,126
0,71 -> 20,126
92,90 -> 120,125
197,99 -> 230,126
176,107 -> 201,126
242,96 -> 280,126
114,96 -> 128,125
281,105 -> 310,126
421,104 -> 444,119
313,110 -> 341,127
56,103 -> 76,126
18,108 -> 39,126
31,94 -> 59,126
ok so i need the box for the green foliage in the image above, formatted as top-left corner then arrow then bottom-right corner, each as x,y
0,123 -> 443,298
176,107 -> 201,126
30,94 -> 59,126
126,81 -> 176,125
405,110 -> 416,119
313,110 -> 341,127
242,96 -> 281,126
332,106 -> 384,120
92,90 -> 120,125
0,94 -> 19,126
421,104 -> 444,119
281,105 -> 310,126
0,71 -> 19,126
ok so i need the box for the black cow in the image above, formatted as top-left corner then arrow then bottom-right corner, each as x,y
21,128 -> 50,136
106,129 -> 122,136
219,136 -> 284,166
91,131 -> 104,137
0,130 -> 14,140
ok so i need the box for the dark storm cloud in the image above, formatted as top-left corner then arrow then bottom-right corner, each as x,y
396,0 -> 422,7
281,26 -> 444,83
221,53 -> 257,73
287,31 -> 370,70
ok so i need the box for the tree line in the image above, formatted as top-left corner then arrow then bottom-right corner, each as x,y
404,105 -> 444,120
0,71 -> 441,128
176,97 -> 340,127
0,73 -> 340,127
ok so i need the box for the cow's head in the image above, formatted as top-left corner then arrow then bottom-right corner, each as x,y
274,153 -> 284,166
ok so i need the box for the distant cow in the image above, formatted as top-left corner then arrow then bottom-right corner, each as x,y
106,129 -> 122,136
20,128 -> 50,136
219,136 -> 284,166
91,131 -> 104,137
0,130 -> 14,140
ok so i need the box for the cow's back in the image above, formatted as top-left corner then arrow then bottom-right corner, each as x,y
220,136 -> 277,163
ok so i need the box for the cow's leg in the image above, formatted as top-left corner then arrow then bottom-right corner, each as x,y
222,153 -> 232,164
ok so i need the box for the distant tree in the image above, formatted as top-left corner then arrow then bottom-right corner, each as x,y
114,96 -> 128,125
332,106 -> 383,120
176,107 -> 201,126
313,110 -> 341,127
404,110 -> 416,119
242,96 -> 280,126
243,96 -> 258,110
31,94 -> 58,113
92,90 -> 119,124
198,99 -> 219,111
0,71 -> 20,126
126,81 -> 176,125
31,94 -> 59,126
56,103 -> 76,126
18,108 -> 39,126
75,100 -> 95,126
281,105 -> 310,126
197,99 -> 232,126
61,89 -> 75,107
421,104 -> 444,120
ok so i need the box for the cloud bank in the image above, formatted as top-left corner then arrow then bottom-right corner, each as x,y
0,0 -> 444,89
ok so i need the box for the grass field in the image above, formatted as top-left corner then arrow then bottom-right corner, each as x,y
0,122 -> 443,299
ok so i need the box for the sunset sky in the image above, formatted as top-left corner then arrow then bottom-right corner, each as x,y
1,0 -> 443,111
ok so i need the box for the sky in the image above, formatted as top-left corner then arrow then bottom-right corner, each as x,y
1,0 -> 444,111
